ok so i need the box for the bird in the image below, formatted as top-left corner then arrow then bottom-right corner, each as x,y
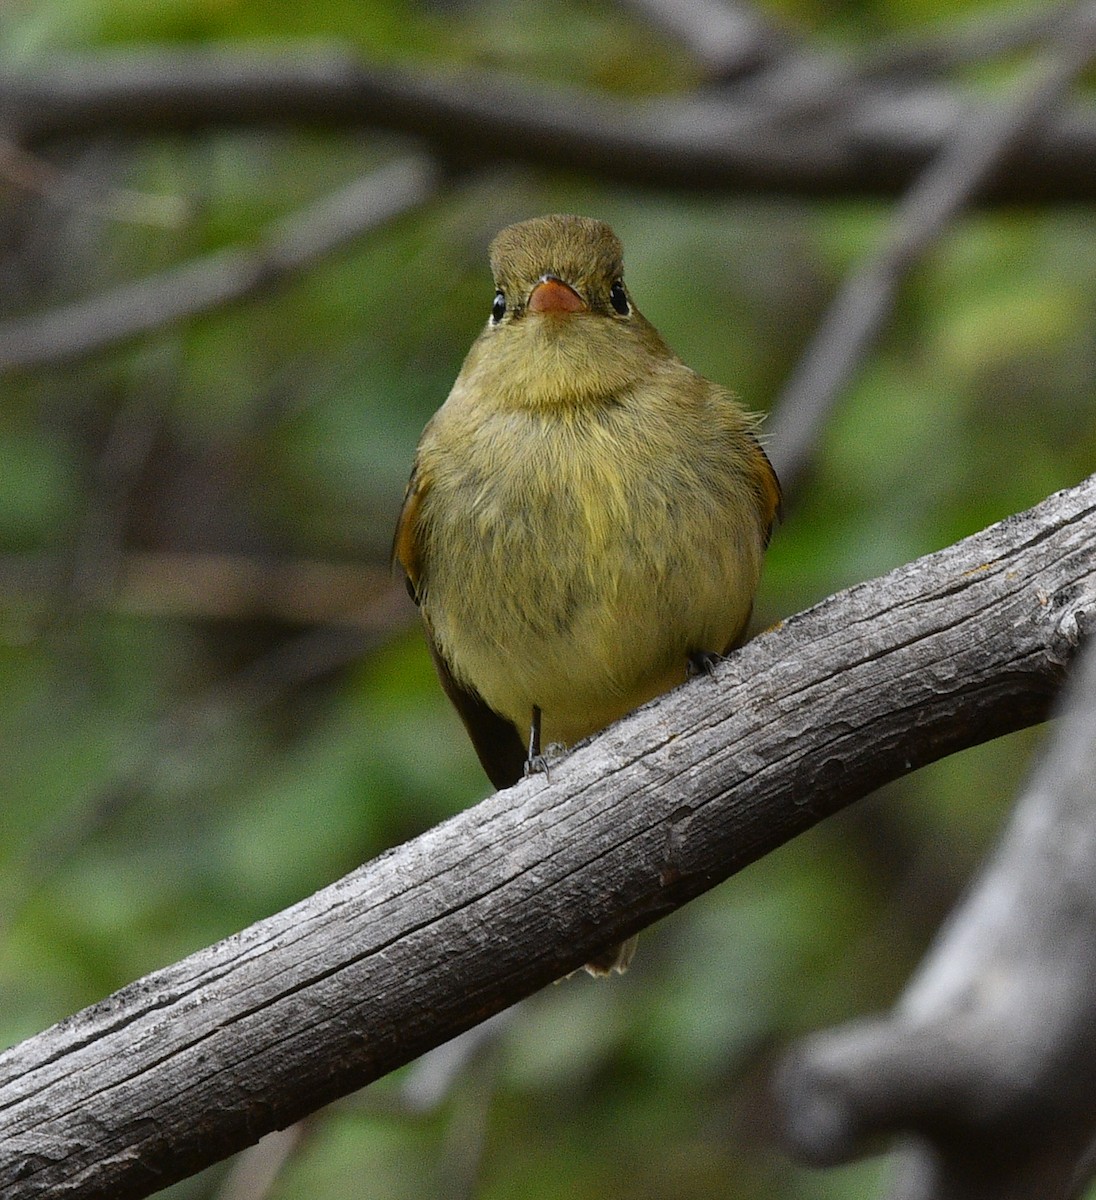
394,213 -> 780,975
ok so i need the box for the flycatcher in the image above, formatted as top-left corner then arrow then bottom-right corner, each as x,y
395,214 -> 780,973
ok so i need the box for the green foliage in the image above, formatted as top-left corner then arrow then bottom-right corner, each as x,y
1,0 -> 1092,1196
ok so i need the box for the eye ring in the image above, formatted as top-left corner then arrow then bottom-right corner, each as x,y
491,290 -> 506,323
609,280 -> 630,316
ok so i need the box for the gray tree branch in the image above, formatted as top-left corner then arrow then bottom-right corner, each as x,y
2,47 -> 1095,203
777,609 -> 1096,1200
617,0 -> 789,80
0,154 -> 439,374
2,9 -> 1093,376
767,0 -> 1096,494
0,550 -> 408,627
1,473 -> 1094,1200
858,3 -> 1080,80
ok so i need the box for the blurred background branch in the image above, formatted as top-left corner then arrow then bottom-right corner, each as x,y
0,2 -> 1094,1199
0,550 -> 406,625
4,42 -> 1096,202
617,0 -> 790,80
768,0 -> 1096,495
0,155 -> 440,372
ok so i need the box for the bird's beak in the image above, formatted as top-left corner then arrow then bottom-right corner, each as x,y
527,275 -> 587,314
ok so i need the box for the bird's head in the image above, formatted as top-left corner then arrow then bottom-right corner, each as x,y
488,214 -> 630,324
465,214 -> 669,410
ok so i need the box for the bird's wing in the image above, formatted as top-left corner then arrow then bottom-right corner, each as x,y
719,433 -> 782,655
392,465 -> 425,603
425,633 -> 528,790
393,465 -> 528,790
750,433 -> 783,547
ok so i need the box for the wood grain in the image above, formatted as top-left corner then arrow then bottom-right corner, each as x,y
1,473 -> 1093,1200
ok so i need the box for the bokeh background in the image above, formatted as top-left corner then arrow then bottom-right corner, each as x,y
1,1 -> 1094,1197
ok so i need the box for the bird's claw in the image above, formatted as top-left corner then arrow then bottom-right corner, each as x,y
524,753 -> 550,781
524,742 -> 565,781
687,650 -> 723,678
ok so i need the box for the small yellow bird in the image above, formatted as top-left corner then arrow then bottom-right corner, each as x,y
395,214 -> 780,974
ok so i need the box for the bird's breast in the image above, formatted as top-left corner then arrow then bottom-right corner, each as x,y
417,399 -> 762,744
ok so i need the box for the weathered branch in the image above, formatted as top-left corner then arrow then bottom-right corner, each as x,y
777,611 -> 1096,1199
3,48 -> 1096,203
1,474 -> 1093,1200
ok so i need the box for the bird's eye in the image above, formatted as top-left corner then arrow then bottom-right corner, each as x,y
609,280 -> 630,316
491,290 -> 506,323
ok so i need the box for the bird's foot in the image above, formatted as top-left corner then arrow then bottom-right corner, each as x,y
524,741 -> 565,782
524,753 -> 550,781
687,650 -> 723,678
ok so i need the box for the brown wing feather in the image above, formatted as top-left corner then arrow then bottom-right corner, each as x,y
394,465 -> 527,789
392,466 -> 425,604
750,434 -> 782,547
425,631 -> 528,790
719,436 -> 781,653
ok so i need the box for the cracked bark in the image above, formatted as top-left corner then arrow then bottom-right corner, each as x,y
778,608 -> 1096,1200
0,473 -> 1093,1200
